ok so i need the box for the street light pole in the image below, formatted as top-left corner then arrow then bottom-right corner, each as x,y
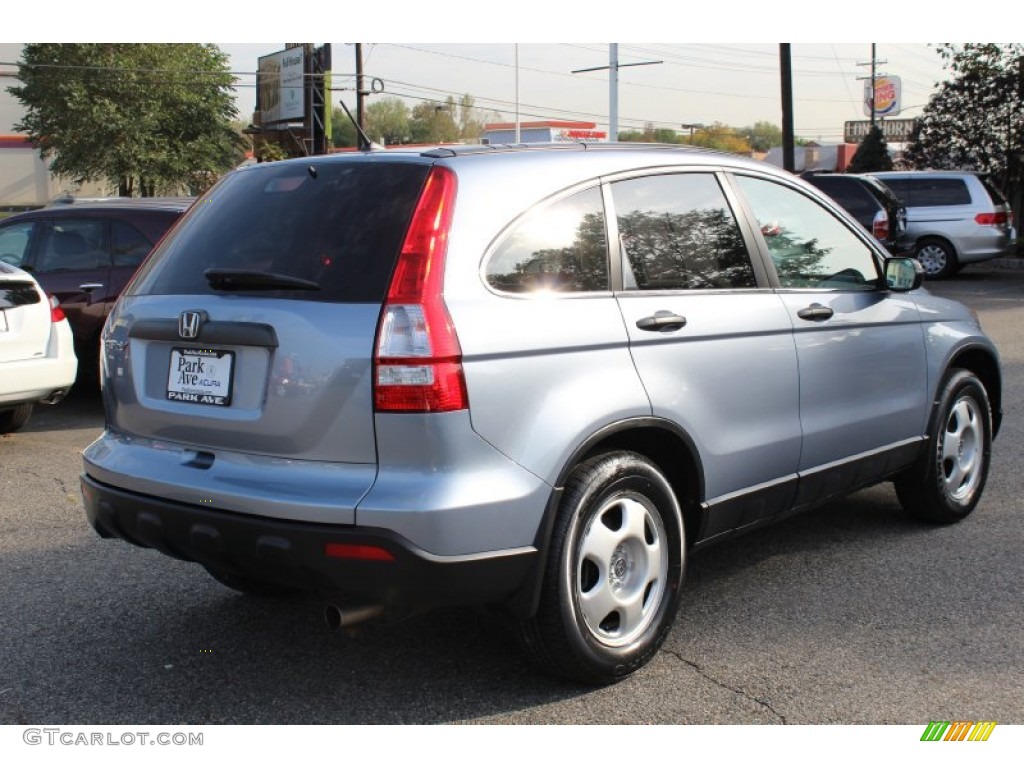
515,44 -> 521,144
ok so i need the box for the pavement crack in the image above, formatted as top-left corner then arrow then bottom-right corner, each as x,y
662,649 -> 788,724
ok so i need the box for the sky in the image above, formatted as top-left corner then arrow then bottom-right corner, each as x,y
6,2 -> 1016,144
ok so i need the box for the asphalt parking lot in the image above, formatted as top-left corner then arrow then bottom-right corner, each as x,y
1,264 -> 1021,725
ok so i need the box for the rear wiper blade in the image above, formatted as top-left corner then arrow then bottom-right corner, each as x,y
204,268 -> 320,291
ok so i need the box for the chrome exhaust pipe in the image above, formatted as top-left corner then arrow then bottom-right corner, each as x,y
325,603 -> 384,630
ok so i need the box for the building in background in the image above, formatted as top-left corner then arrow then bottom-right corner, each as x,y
482,120 -> 607,145
1,44 -> 109,210
764,142 -> 859,173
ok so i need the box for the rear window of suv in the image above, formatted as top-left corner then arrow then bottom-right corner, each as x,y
804,177 -> 878,220
881,177 -> 971,207
131,161 -> 430,303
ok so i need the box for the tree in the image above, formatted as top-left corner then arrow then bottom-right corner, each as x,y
903,44 -> 1024,221
847,125 -> 894,172
331,107 -> 358,148
9,44 -> 243,196
409,98 -> 459,144
689,123 -> 752,154
365,97 -> 411,145
739,121 -> 783,153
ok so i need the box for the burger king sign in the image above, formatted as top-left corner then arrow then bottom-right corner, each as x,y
864,75 -> 902,117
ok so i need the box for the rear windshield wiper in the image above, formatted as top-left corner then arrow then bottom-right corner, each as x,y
204,268 -> 320,292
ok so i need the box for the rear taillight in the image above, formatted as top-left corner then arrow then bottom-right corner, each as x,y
374,166 -> 467,413
975,211 -> 1008,227
872,209 -> 890,241
48,294 -> 65,323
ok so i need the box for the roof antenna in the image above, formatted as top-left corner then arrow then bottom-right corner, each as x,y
338,99 -> 383,152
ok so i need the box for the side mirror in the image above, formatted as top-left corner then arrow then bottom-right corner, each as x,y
885,257 -> 924,292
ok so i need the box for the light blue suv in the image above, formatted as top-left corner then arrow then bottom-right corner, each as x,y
81,144 -> 1001,683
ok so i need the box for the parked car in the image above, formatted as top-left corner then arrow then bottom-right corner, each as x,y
868,171 -> 1016,278
81,145 -> 1001,684
800,172 -> 911,255
0,197 -> 192,377
0,263 -> 77,432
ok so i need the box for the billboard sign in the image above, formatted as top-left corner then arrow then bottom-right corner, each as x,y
864,75 -> 902,118
258,48 -> 306,125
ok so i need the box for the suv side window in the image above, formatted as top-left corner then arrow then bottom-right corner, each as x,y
486,187 -> 608,293
735,176 -> 880,290
884,178 -> 971,207
611,173 -> 756,290
35,218 -> 109,273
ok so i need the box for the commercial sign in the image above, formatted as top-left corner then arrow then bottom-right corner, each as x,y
555,129 -> 607,142
258,48 -> 306,125
864,75 -> 902,117
844,118 -> 917,143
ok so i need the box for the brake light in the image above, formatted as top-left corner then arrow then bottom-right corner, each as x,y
872,209 -> 890,241
48,294 -> 65,323
975,211 -> 1008,226
374,166 -> 467,413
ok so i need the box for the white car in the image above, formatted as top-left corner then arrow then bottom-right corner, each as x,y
0,262 -> 77,433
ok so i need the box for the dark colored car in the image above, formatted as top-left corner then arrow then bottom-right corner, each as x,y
800,172 -> 911,255
0,198 -> 192,375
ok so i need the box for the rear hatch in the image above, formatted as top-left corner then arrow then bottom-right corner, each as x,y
104,158 -> 431,466
0,267 -> 50,364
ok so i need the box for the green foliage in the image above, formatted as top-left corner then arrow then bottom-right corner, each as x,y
331,108 -> 358,148
847,125 -> 893,172
410,98 -> 459,144
739,121 -> 783,153
689,123 -> 752,154
365,97 -> 411,144
331,93 -> 495,147
9,44 -> 242,196
903,44 -> 1023,210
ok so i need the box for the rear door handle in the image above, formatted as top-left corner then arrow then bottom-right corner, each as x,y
79,283 -> 104,292
797,303 -> 834,321
636,311 -> 687,332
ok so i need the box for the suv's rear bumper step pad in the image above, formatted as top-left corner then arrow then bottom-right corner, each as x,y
81,473 -> 537,611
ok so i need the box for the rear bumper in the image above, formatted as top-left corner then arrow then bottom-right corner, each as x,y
0,355 -> 77,407
81,473 -> 539,614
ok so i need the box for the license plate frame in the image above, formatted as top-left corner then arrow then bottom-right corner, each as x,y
166,347 -> 235,406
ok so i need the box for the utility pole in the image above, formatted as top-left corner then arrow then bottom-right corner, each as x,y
355,43 -> 365,127
780,44 -> 795,173
572,44 -> 661,141
857,44 -> 888,131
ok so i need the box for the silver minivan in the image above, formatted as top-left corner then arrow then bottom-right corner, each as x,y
81,145 -> 1001,683
869,171 -> 1016,278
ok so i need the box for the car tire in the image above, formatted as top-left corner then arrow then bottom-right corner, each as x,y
895,370 -> 992,524
204,567 -> 303,598
516,451 -> 685,684
0,403 -> 33,434
915,237 -> 958,279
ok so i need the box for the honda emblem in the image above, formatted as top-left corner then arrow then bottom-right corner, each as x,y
178,311 -> 205,340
